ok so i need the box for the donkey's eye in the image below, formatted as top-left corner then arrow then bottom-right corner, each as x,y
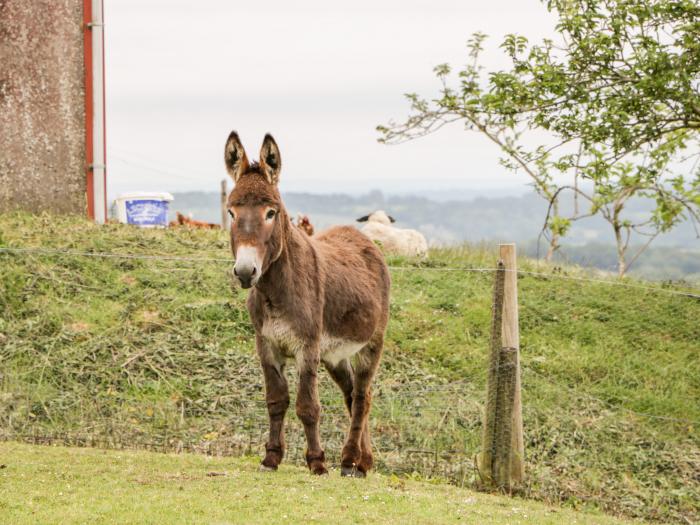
228,210 -> 235,220
266,209 -> 277,220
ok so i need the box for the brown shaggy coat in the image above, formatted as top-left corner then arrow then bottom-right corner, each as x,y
224,132 -> 390,477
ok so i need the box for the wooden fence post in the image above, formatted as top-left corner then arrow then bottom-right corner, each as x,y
501,243 -> 524,486
221,179 -> 228,230
479,243 -> 524,490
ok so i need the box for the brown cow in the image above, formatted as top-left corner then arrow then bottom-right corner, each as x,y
169,212 -> 219,229
295,213 -> 315,236
224,132 -> 390,477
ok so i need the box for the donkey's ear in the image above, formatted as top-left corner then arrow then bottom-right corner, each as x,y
259,134 -> 282,185
388,215 -> 396,223
356,215 -> 370,222
224,131 -> 249,183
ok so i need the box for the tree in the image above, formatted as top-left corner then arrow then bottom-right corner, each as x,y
378,0 -> 700,276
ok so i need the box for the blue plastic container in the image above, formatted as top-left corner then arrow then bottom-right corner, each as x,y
115,192 -> 174,228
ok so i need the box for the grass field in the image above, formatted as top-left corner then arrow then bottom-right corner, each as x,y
1,213 -> 699,523
0,442 -> 639,525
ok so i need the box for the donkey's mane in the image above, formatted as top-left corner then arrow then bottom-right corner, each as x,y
230,162 -> 280,206
245,161 -> 262,173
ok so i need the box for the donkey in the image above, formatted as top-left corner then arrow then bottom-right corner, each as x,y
224,132 -> 390,477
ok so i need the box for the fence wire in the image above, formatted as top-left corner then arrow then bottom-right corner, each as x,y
2,244 -> 698,296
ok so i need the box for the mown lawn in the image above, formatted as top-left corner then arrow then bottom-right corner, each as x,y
1,213 -> 698,523
0,442 -> 639,525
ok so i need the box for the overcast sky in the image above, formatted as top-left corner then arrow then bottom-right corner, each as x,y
105,1 -> 559,199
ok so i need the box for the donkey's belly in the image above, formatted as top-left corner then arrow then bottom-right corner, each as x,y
321,337 -> 365,367
260,318 -> 365,366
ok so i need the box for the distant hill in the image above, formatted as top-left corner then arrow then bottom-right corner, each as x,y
166,190 -> 700,281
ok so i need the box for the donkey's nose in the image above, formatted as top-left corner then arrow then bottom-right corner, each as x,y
234,263 -> 257,289
234,245 -> 260,289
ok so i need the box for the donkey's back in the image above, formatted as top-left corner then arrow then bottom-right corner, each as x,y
313,225 -> 390,350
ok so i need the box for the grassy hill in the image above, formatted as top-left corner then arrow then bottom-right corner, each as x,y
1,213 -> 698,523
0,442 -> 635,525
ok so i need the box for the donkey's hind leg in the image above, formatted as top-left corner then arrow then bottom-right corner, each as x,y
258,337 -> 290,471
323,358 -> 354,414
359,415 -> 374,473
341,337 -> 382,478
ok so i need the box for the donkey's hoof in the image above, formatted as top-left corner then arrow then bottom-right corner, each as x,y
259,463 -> 278,472
341,466 -> 366,478
311,465 -> 329,476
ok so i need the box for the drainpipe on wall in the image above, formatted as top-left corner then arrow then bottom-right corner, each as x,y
83,0 -> 107,223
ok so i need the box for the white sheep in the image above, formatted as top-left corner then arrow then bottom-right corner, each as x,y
356,210 -> 428,257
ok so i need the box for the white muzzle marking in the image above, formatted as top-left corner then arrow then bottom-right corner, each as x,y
234,245 -> 261,288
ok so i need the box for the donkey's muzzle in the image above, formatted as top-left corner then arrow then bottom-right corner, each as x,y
233,263 -> 257,289
234,246 -> 261,289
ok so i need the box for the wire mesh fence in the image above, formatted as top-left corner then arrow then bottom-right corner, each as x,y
1,238 -> 699,523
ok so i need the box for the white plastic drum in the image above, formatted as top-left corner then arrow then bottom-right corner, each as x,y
114,192 -> 174,228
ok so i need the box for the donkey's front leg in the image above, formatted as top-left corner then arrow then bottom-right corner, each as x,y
296,349 -> 327,475
258,336 -> 290,471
